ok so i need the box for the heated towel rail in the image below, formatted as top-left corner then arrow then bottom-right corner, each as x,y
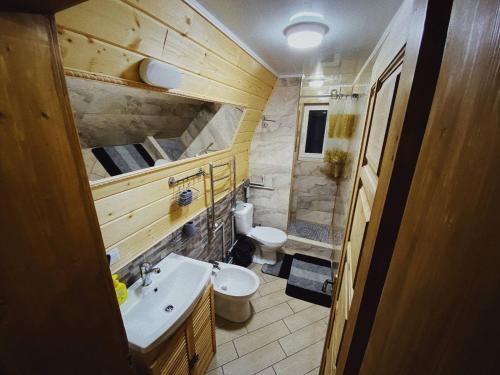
209,157 -> 236,260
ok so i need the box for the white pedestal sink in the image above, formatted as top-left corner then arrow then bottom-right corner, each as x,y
119,253 -> 212,353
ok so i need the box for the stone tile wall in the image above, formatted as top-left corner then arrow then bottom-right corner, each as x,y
181,104 -> 243,159
290,160 -> 337,226
117,185 -> 245,286
248,77 -> 301,231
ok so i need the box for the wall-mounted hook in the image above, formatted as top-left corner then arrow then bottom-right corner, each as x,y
262,115 -> 276,128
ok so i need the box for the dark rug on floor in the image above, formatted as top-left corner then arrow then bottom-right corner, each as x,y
286,253 -> 334,308
261,253 -> 294,279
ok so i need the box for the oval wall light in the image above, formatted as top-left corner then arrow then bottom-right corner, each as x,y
284,13 -> 329,49
139,58 -> 183,89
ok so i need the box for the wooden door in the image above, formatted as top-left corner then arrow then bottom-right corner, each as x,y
358,0 -> 500,372
322,50 -> 404,374
322,0 -> 455,372
0,12 -> 132,374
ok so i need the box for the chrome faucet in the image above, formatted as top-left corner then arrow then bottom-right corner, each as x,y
140,262 -> 161,287
209,260 -> 220,270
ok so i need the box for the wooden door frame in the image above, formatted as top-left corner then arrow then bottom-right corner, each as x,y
320,0 -> 455,373
2,0 -> 86,14
358,0 -> 500,370
320,44 -> 405,375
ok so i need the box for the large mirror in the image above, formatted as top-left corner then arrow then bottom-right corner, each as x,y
66,77 -> 244,182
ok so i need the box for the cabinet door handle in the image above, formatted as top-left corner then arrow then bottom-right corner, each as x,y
189,353 -> 199,370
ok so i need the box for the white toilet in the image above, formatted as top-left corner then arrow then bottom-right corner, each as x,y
234,201 -> 287,265
211,262 -> 260,322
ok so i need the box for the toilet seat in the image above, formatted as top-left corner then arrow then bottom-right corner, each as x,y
249,226 -> 287,248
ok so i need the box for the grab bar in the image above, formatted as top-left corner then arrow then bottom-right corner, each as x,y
249,183 -> 274,191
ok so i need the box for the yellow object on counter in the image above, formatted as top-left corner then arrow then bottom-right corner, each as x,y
112,274 -> 128,305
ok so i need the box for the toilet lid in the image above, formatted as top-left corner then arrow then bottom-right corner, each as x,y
249,227 -> 287,247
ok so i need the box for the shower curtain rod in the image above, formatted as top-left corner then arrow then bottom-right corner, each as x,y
300,88 -> 359,99
330,89 -> 359,100
300,93 -> 360,99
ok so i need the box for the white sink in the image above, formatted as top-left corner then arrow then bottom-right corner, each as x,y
120,253 -> 212,353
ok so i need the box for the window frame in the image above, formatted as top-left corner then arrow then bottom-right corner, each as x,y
298,104 -> 329,161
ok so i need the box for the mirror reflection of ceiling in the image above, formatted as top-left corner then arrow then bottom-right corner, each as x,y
66,78 -> 243,182
195,0 -> 404,76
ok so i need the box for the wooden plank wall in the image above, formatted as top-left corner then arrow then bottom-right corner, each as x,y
55,0 -> 276,271
0,12 -> 132,373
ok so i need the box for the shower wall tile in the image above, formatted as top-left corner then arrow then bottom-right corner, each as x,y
290,160 -> 337,226
181,104 -> 243,159
249,77 -> 301,231
295,210 -> 333,226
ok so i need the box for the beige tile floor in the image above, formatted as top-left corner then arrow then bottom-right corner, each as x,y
206,263 -> 330,375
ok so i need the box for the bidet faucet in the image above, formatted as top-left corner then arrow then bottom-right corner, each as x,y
140,262 -> 161,286
209,260 -> 220,270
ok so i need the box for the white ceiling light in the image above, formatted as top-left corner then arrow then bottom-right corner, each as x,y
284,12 -> 329,49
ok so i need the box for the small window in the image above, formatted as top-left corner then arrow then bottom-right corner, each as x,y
299,105 -> 328,160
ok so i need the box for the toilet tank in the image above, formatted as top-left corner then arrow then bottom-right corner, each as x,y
234,201 -> 253,235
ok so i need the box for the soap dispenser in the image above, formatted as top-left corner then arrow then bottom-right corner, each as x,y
112,274 -> 127,305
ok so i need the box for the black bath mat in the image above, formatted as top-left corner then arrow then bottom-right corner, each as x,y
285,253 -> 335,308
261,253 -> 293,279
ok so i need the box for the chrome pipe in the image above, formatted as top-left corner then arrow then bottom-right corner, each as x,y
213,221 -> 225,261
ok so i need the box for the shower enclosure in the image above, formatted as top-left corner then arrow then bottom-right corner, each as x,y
288,88 -> 358,250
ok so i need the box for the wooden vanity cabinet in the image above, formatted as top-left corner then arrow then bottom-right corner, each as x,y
132,283 -> 216,375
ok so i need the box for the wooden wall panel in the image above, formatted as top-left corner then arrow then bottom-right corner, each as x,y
242,108 -> 265,121
56,0 -> 273,101
0,12 -> 132,373
91,149 -> 232,200
57,0 -> 167,58
58,29 -> 144,81
109,196 -> 209,271
54,0 -> 275,269
58,31 -> 268,109
233,131 -> 255,144
97,150 -> 245,267
238,120 -> 260,133
121,0 -> 276,86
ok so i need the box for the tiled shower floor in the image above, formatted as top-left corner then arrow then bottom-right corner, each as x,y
206,263 -> 329,375
288,220 -> 332,244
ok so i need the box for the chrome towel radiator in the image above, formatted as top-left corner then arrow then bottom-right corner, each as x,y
209,156 -> 237,260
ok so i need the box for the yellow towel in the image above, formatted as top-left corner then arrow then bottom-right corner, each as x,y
328,114 -> 355,138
